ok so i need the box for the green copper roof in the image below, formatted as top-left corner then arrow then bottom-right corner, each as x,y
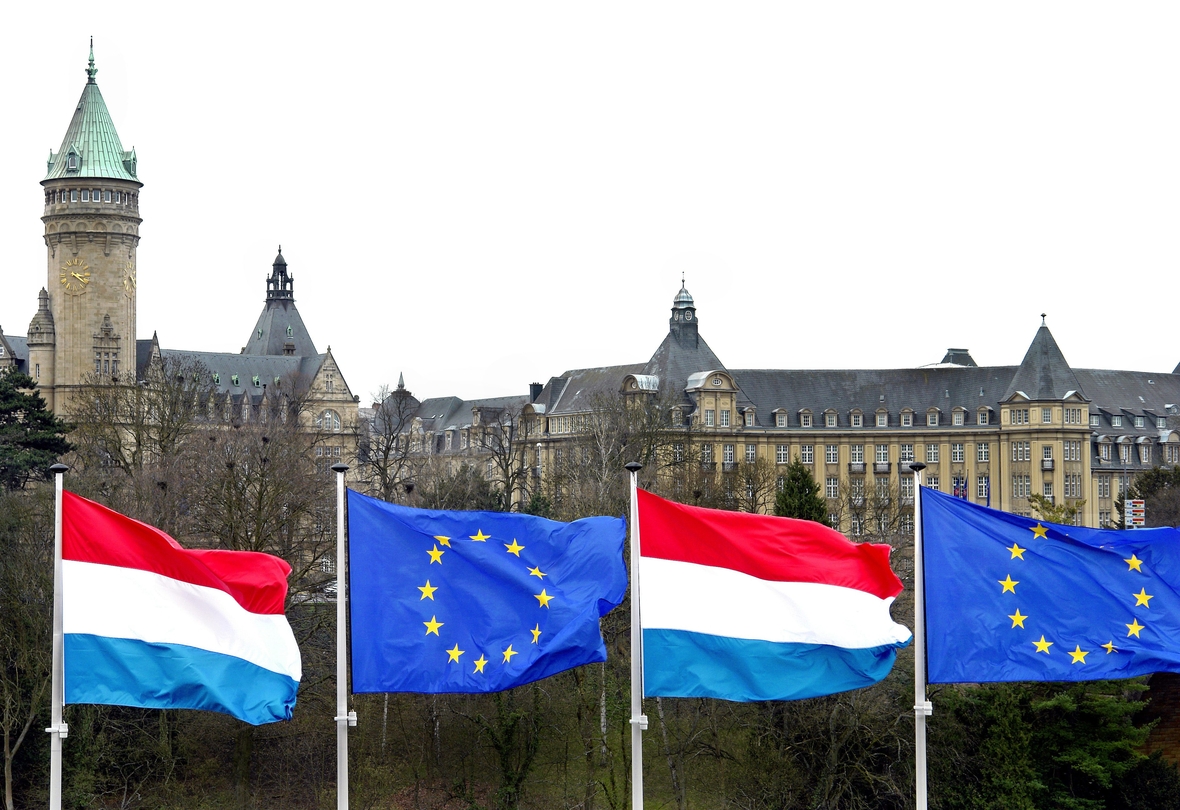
44,44 -> 138,182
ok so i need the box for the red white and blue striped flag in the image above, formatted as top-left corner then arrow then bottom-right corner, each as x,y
62,492 -> 302,725
636,489 -> 911,701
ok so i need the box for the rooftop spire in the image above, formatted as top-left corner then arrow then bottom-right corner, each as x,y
86,37 -> 97,84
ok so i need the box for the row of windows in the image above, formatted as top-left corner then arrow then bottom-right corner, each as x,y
772,409 -> 992,429
1093,413 -> 1167,429
47,188 -> 138,206
1097,443 -> 1154,464
768,442 -> 994,465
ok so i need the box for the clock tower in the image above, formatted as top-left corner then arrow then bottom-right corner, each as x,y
32,41 -> 141,412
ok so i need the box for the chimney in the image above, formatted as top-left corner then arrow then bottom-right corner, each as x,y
529,382 -> 543,402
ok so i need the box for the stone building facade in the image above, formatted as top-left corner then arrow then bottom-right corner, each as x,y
1,46 -> 358,454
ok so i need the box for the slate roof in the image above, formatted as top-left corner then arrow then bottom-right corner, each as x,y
535,364 -> 646,416
45,47 -> 138,182
1003,324 -> 1086,402
642,332 -> 726,403
242,250 -> 318,357
4,335 -> 28,363
243,300 -> 318,357
152,349 -> 325,397
730,366 -> 1017,428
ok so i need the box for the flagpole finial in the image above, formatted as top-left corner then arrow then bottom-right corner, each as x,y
1041,313 -> 1047,326
625,461 -> 643,472
49,463 -> 69,474
909,462 -> 927,473
331,463 -> 349,473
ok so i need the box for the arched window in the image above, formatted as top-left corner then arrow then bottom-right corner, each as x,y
317,409 -> 342,432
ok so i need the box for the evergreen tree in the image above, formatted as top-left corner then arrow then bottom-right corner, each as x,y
0,369 -> 72,491
773,457 -> 828,526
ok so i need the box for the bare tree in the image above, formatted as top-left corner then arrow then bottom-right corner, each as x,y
356,382 -> 422,503
0,490 -> 52,810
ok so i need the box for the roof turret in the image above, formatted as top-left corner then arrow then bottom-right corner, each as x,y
44,41 -> 139,182
243,248 -> 318,357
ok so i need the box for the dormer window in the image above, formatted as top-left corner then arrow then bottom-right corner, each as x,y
252,375 -> 261,388
978,409 -> 989,426
231,374 -> 240,387
902,411 -> 913,428
876,412 -> 888,427
1135,416 -> 1145,428
1112,415 -> 1123,427
743,410 -> 755,427
953,410 -> 964,426
776,412 -> 788,427
800,411 -> 812,428
66,153 -> 78,171
851,412 -> 863,428
212,372 -> 220,385
825,412 -> 837,428
286,325 -> 293,337
927,410 -> 939,427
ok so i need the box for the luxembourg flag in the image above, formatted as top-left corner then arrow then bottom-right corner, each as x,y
62,492 -> 302,725
636,490 -> 911,701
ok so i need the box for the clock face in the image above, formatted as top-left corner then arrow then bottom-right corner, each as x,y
60,257 -> 91,294
684,311 -> 693,321
123,261 -> 136,296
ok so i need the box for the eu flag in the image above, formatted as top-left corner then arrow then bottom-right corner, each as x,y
923,486 -> 1180,684
347,489 -> 627,693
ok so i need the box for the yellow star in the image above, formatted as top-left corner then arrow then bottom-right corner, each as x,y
423,616 -> 443,636
535,589 -> 554,608
1127,618 -> 1146,638
1125,554 -> 1144,572
427,545 -> 445,564
998,575 -> 1019,594
418,580 -> 438,601
470,529 -> 490,542
502,645 -> 518,663
1008,542 -> 1026,560
528,565 -> 547,579
1008,609 -> 1028,628
1030,523 -> 1048,539
530,624 -> 542,644
504,539 -> 525,557
1033,635 -> 1053,654
434,535 -> 452,547
1134,588 -> 1153,608
473,654 -> 488,674
1102,640 -> 1117,654
446,643 -> 464,662
1069,645 -> 1089,665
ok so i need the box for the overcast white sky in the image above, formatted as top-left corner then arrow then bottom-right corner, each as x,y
3,3 -> 1179,404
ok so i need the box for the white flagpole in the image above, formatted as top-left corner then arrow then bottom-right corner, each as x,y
624,461 -> 646,810
47,463 -> 69,810
909,462 -> 930,810
331,464 -> 355,810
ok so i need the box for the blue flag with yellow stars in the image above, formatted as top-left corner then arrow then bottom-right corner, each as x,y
923,486 -> 1180,684
347,489 -> 627,693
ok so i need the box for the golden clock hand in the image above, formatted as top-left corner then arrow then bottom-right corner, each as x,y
72,272 -> 86,282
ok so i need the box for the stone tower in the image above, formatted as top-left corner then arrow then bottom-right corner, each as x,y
33,41 -> 141,412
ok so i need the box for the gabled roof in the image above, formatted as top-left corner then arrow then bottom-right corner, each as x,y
1002,324 -> 1086,402
45,46 -> 138,182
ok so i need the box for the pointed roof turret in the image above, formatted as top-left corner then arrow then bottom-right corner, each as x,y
243,248 -> 318,357
1003,318 -> 1087,402
44,41 -> 139,182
